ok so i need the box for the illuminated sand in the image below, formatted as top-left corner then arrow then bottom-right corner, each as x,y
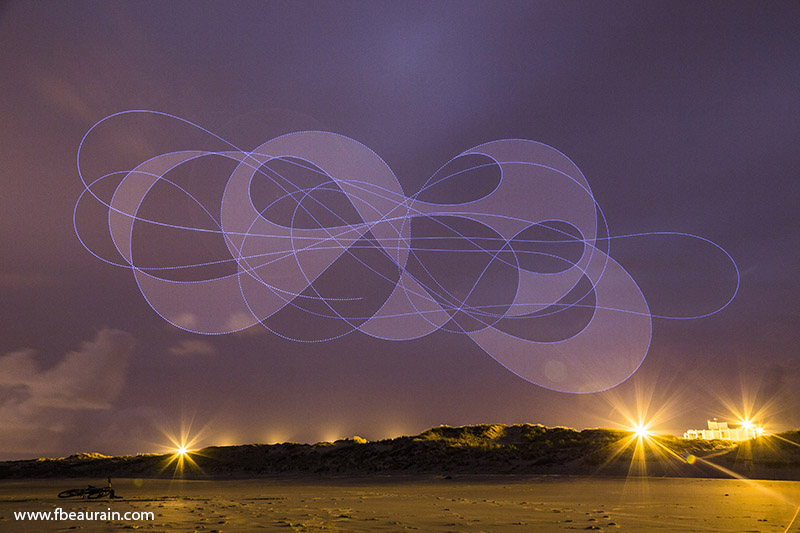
1,476 -> 799,532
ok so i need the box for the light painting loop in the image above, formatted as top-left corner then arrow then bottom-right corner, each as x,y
74,111 -> 739,394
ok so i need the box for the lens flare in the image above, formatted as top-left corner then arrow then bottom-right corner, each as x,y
157,419 -> 209,478
162,436 -> 201,477
594,375 -> 707,481
633,424 -> 652,439
593,378 -> 798,527
709,376 -> 783,440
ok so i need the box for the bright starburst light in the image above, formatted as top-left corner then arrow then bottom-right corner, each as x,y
633,424 -> 652,439
158,421 -> 208,477
161,435 -> 201,477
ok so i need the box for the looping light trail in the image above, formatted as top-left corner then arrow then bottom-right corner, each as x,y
74,110 -> 739,393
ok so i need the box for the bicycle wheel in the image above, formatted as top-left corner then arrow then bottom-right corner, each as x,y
87,488 -> 111,499
58,488 -> 84,498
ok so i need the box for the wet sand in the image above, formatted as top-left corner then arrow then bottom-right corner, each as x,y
1,476 -> 799,532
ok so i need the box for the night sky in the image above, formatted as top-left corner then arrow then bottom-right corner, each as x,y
1,1 -> 798,460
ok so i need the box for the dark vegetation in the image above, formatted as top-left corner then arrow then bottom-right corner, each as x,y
1,424 -> 798,480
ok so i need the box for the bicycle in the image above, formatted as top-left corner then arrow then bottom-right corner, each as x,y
58,478 -> 121,499
57,486 -> 113,499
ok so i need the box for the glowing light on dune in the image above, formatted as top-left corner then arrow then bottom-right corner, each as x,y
593,377 -> 696,482
633,424 -> 652,439
214,435 -> 239,447
740,419 -> 766,438
739,418 -> 767,439
162,435 -> 201,477
597,379 -> 797,528
320,429 -> 343,443
264,432 -> 289,445
711,380 -> 779,441
684,417 -> 766,441
158,420 -> 209,477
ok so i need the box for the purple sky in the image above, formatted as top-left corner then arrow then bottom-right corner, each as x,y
1,0 -> 798,460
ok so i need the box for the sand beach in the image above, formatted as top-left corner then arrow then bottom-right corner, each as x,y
1,475 -> 799,532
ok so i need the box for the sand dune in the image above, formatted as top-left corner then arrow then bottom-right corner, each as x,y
2,424 -> 799,481
2,425 -> 800,531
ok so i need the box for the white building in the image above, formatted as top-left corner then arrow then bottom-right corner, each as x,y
683,419 -> 760,441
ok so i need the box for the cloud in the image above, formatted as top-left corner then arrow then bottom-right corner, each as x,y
226,312 -> 265,336
226,312 -> 256,331
0,329 -> 135,454
168,339 -> 216,357
0,328 -> 135,410
170,312 -> 198,330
